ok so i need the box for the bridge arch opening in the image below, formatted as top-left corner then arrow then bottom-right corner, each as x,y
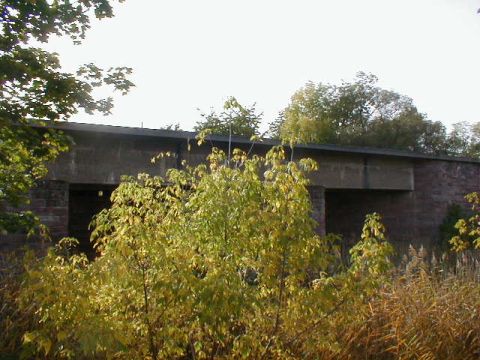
325,189 -> 414,255
68,184 -> 117,258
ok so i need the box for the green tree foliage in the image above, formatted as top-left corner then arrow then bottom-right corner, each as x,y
0,125 -> 68,235
446,121 -> 480,158
450,192 -> 480,252
195,97 -> 262,137
271,72 -> 449,154
21,146 -> 393,359
0,0 -> 134,234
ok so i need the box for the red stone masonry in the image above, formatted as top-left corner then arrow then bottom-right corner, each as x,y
0,180 -> 68,252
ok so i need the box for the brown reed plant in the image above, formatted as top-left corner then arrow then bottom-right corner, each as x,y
335,246 -> 480,360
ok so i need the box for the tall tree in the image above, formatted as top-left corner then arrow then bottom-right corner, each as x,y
271,72 -> 448,154
195,96 -> 262,137
446,121 -> 480,158
0,0 -> 134,234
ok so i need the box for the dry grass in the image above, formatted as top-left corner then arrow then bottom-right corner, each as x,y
335,247 -> 480,360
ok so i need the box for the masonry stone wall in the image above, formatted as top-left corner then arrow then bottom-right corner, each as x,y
412,159 -> 480,247
308,186 -> 326,236
0,180 -> 68,252
324,159 -> 480,253
325,190 -> 414,254
33,180 -> 69,240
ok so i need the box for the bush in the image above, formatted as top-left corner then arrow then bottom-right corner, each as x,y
451,192 -> 480,251
439,203 -> 468,251
11,147 -> 480,359
20,147 -> 393,359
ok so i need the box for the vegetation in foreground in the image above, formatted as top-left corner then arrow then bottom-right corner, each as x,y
0,146 -> 479,359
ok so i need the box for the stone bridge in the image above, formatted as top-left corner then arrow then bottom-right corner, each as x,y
5,122 -> 480,254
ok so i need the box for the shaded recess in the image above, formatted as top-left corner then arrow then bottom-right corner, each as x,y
325,189 -> 414,255
68,184 -> 116,257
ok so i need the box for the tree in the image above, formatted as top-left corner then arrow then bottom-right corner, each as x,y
469,122 -> 480,157
0,0 -> 134,234
270,82 -> 334,144
367,109 -> 448,153
271,72 -> 449,154
21,145 -> 393,358
195,96 -> 262,137
445,121 -> 480,158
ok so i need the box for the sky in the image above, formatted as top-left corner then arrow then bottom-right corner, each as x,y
42,0 -> 480,132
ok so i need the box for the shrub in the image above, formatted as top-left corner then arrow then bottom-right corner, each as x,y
16,147 -> 480,359
451,192 -> 480,251
20,146 -> 393,359
439,203 -> 468,251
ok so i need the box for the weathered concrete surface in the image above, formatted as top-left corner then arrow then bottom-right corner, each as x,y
304,153 -> 413,190
47,132 -> 179,184
47,126 -> 414,191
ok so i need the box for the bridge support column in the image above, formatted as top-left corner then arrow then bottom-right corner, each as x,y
30,180 -> 69,241
0,180 -> 69,253
309,186 -> 326,236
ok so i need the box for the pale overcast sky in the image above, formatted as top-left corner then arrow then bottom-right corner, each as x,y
42,0 -> 480,132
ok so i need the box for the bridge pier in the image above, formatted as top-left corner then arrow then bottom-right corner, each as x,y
308,186 -> 326,236
0,180 -> 69,253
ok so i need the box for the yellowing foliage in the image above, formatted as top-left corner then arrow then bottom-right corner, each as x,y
21,146 -> 393,359
451,192 -> 480,251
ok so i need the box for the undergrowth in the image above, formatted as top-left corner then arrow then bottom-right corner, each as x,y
0,251 -> 36,360
1,151 -> 480,358
2,246 -> 480,359
335,247 -> 480,360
